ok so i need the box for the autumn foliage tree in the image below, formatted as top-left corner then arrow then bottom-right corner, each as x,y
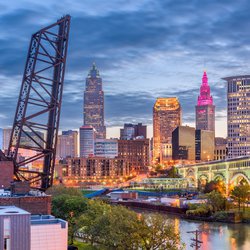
231,184 -> 250,211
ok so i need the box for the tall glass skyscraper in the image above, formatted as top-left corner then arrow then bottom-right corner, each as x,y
84,63 -> 106,139
79,126 -> 96,157
223,75 -> 250,158
195,71 -> 215,132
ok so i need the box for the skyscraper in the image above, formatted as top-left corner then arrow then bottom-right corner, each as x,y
195,71 -> 215,132
83,63 -> 106,139
153,97 -> 182,164
56,130 -> 78,159
172,126 -> 196,161
195,129 -> 215,161
223,75 -> 250,158
79,126 -> 96,157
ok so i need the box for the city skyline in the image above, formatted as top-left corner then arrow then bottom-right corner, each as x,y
1,1 -> 250,139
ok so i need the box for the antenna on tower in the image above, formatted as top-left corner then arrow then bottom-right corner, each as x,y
203,59 -> 206,72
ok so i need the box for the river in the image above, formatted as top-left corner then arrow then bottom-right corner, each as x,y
140,211 -> 250,250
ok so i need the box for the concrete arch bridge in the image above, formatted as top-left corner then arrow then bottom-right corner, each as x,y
176,156 -> 250,193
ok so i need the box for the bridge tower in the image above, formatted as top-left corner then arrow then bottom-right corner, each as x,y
7,15 -> 71,190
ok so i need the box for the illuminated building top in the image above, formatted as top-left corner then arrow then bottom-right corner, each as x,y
87,62 -> 100,78
154,97 -> 181,111
195,71 -> 215,132
197,71 -> 213,106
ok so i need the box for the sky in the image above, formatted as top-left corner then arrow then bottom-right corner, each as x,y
1,0 -> 250,138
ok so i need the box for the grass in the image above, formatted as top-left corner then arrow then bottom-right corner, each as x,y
70,241 -> 100,250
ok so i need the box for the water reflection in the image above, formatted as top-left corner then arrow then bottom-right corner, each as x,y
140,211 -> 250,250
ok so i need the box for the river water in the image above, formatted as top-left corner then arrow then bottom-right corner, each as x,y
140,211 -> 250,250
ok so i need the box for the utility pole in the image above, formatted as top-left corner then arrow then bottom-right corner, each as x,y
187,230 -> 203,249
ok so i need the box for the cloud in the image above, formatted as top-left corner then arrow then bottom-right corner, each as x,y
0,0 -> 249,137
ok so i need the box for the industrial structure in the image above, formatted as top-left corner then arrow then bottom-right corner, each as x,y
0,16 -> 71,190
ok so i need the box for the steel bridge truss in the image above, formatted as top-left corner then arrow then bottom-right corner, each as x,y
8,15 -> 71,189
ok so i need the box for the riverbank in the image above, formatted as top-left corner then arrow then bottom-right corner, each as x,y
113,200 -> 249,224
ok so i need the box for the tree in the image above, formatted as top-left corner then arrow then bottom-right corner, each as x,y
52,194 -> 88,244
231,184 -> 250,211
78,200 -> 184,250
204,180 -> 226,194
206,190 -> 227,213
167,167 -> 180,178
138,214 -> 184,250
78,201 -> 141,249
46,185 -> 82,197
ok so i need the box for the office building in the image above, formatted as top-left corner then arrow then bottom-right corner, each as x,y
172,126 -> 195,161
223,75 -> 250,158
120,123 -> 147,140
0,206 -> 67,250
118,139 -> 150,172
83,63 -> 106,139
57,130 -> 78,159
195,130 -> 215,161
30,214 -> 68,250
2,128 -> 12,151
0,206 -> 30,250
95,139 -> 118,158
79,126 -> 96,157
195,71 -> 215,132
153,97 -> 182,164
20,131 -> 44,149
214,137 -> 227,160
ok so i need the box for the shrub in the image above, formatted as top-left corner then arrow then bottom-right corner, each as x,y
213,211 -> 229,221
186,204 -> 212,217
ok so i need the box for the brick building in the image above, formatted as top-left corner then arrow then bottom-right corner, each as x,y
118,139 -> 150,172
59,157 -> 132,186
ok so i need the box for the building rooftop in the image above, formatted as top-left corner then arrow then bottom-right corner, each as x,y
0,206 -> 30,215
0,188 -> 48,197
31,215 -> 67,228
154,97 -> 181,110
222,75 -> 250,81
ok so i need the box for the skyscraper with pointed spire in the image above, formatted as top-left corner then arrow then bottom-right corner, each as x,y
83,63 -> 106,139
195,71 -> 215,132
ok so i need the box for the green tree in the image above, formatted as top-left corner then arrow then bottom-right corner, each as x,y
167,167 -> 180,178
78,200 -> 184,250
138,214 -> 184,250
78,200 -> 112,246
46,185 -> 82,197
206,190 -> 227,213
52,194 -> 88,244
78,201 -> 141,249
231,184 -> 250,211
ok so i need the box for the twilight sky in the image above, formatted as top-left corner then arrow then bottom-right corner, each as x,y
0,0 -> 250,138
